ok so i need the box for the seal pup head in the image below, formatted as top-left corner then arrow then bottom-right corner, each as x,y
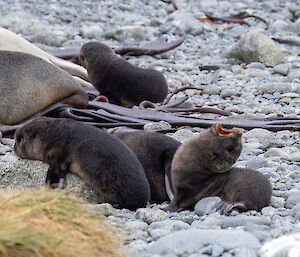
14,117 -> 51,160
79,42 -> 117,70
171,123 -> 244,178
208,123 -> 244,173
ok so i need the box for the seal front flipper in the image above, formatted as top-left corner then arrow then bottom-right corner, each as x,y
45,164 -> 68,189
45,150 -> 69,189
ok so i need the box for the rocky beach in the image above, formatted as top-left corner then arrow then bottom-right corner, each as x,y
0,0 -> 299,256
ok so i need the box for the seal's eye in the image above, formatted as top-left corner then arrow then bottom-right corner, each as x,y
222,138 -> 235,152
80,55 -> 85,61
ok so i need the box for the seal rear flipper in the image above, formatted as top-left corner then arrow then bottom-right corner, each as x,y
213,200 -> 248,215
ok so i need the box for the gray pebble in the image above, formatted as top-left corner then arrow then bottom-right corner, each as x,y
1,138 -> 15,146
259,233 -> 300,257
149,219 -> 190,231
147,229 -> 260,255
223,31 -> 282,66
270,196 -> 285,208
285,191 -> 300,209
194,197 -> 222,216
135,208 -> 168,224
291,203 -> 300,221
273,63 -> 289,76
125,220 -> 149,230
245,156 -> 269,170
144,121 -> 171,132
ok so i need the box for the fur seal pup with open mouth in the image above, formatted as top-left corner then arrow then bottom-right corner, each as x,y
112,130 -> 181,203
79,42 -> 169,107
0,51 -> 88,125
167,124 -> 272,213
14,117 -> 150,210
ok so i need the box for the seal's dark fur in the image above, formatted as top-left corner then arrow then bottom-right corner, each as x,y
14,117 -> 150,210
168,124 -> 272,212
114,131 -> 181,203
79,42 -> 168,107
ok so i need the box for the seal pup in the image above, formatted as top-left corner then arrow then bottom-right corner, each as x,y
0,51 -> 88,125
167,124 -> 271,212
79,42 -> 169,107
0,27 -> 91,86
14,117 -> 150,210
112,130 -> 181,203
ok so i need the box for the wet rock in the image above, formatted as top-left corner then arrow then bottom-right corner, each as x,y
223,31 -> 282,66
135,208 -> 168,224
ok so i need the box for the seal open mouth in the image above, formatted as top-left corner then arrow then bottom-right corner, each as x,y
214,123 -> 244,136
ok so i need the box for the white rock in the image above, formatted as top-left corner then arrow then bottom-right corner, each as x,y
223,31 -> 282,66
259,233 -> 300,257
135,208 -> 168,224
273,63 -> 289,76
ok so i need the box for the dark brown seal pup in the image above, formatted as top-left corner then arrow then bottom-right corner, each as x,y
112,130 -> 181,203
79,42 -> 168,107
167,124 -> 272,212
14,117 -> 150,210
0,51 -> 88,125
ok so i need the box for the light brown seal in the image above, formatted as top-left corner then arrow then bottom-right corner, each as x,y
0,51 -> 88,125
79,42 -> 169,107
0,27 -> 91,86
167,124 -> 272,212
14,117 -> 150,210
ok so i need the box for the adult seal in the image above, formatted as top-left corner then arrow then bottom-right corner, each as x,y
14,117 -> 150,210
0,51 -> 88,125
112,130 -> 181,203
79,42 -> 169,107
167,124 -> 272,212
0,27 -> 90,86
